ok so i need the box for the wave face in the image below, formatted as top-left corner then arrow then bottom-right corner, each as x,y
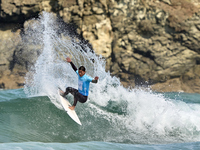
5,12 -> 198,144
1,89 -> 200,145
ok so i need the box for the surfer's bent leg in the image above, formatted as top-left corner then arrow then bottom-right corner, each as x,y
64,87 -> 88,106
64,87 -> 78,97
73,92 -> 88,106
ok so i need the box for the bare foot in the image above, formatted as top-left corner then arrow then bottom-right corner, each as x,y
59,90 -> 65,97
59,90 -> 64,94
69,106 -> 75,110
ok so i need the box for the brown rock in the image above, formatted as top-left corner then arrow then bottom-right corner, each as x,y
0,0 -> 200,93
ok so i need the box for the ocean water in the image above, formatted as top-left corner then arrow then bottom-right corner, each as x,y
1,12 -> 200,149
1,89 -> 200,150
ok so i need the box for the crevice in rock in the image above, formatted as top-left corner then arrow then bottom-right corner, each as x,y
0,82 -> 5,89
134,48 -> 155,61
9,51 -> 17,71
196,59 -> 200,65
134,75 -> 148,87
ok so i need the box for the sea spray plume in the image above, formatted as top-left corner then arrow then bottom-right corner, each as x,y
23,12 -> 106,108
23,12 -> 200,144
24,12 -> 57,95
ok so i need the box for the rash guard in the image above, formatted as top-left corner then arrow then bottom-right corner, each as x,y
76,70 -> 93,96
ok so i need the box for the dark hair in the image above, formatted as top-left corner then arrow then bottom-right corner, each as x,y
79,66 -> 86,71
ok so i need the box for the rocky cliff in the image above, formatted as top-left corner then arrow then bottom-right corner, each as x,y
0,0 -> 200,93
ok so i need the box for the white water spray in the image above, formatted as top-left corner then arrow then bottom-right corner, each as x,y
24,12 -> 200,144
24,12 -> 107,108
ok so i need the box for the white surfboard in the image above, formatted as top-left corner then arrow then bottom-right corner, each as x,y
58,90 -> 82,125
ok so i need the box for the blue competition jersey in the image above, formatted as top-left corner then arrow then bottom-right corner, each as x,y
76,70 -> 93,96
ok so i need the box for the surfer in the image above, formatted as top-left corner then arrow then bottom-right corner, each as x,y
60,57 -> 99,110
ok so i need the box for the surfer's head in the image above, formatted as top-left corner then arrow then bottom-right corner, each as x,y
78,66 -> 86,77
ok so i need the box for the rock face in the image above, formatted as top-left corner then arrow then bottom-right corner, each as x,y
0,0 -> 200,93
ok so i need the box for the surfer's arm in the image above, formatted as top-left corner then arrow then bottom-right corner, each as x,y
70,62 -> 77,72
66,57 -> 77,71
92,76 -> 99,83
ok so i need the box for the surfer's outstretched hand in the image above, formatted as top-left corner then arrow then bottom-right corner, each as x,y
92,76 -> 99,83
66,57 -> 71,63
